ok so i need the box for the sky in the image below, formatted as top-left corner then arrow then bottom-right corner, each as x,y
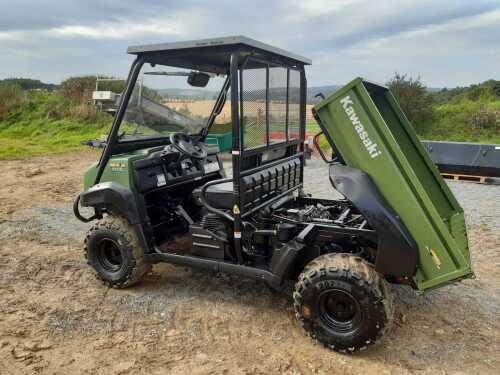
1,0 -> 500,88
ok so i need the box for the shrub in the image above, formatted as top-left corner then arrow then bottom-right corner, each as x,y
386,73 -> 434,132
492,81 -> 500,97
468,107 -> 500,130
60,75 -> 162,104
0,83 -> 24,120
59,76 -> 126,121
60,76 -> 97,103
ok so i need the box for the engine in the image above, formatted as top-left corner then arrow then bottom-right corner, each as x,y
284,204 -> 334,223
273,202 -> 368,228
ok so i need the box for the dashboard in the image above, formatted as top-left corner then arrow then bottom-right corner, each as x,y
132,148 -> 222,192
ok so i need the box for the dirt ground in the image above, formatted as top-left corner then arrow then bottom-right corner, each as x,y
1,151 -> 499,375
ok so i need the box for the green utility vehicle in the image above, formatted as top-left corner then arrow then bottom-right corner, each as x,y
74,36 -> 473,352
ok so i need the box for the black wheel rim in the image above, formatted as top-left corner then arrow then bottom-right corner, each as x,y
96,238 -> 123,272
318,289 -> 362,333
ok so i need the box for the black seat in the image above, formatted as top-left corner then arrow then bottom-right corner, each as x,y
193,181 -> 234,209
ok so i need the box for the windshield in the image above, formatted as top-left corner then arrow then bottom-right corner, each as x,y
119,65 -> 226,140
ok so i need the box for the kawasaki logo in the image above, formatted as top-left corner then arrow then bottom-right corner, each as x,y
340,96 -> 382,159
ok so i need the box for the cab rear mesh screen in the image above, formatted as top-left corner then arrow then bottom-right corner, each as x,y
268,67 -> 287,144
288,69 -> 301,140
240,60 -> 302,150
241,67 -> 267,149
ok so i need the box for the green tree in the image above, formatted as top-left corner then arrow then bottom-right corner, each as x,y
386,73 -> 434,132
0,78 -> 56,91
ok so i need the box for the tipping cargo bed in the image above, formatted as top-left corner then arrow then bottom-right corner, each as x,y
313,78 -> 473,292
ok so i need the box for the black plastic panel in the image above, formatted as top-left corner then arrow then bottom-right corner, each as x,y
189,224 -> 225,259
240,157 -> 301,210
133,155 -> 220,192
329,164 -> 418,277
423,141 -> 500,177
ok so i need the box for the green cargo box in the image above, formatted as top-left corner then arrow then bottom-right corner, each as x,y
205,132 -> 232,152
313,78 -> 473,292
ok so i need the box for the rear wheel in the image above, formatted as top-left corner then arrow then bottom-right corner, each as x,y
84,215 -> 151,288
293,253 -> 393,353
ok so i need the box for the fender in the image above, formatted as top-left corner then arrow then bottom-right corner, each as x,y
269,224 -> 316,279
79,182 -> 144,225
329,164 -> 418,277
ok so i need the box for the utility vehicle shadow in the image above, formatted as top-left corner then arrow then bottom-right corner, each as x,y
135,263 -> 292,311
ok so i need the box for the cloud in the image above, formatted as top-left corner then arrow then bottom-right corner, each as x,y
289,0 -> 362,18
0,0 -> 499,87
305,4 -> 500,86
0,0 -> 189,32
48,20 -> 185,40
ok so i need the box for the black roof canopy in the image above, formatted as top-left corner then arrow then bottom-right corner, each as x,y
127,35 -> 311,74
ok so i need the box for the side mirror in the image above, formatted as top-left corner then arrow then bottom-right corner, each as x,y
188,72 -> 210,87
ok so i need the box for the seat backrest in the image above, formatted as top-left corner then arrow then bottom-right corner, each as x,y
239,156 -> 302,213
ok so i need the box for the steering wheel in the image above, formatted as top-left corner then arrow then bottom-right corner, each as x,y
169,132 -> 208,159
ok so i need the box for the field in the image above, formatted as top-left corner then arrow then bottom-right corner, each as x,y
165,99 -> 316,124
1,152 -> 499,374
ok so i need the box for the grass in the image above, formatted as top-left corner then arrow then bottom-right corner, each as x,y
306,121 -> 320,133
418,99 -> 500,144
0,120 -> 109,159
0,92 -> 111,159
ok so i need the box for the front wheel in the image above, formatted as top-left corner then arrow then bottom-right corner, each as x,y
84,215 -> 151,288
293,253 -> 393,353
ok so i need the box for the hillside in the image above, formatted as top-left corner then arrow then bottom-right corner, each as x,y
0,91 -> 111,159
431,80 -> 500,104
0,77 -> 499,159
157,88 -> 218,100
307,85 -> 340,103
157,85 -> 341,103
421,80 -> 500,143
0,77 -> 57,91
